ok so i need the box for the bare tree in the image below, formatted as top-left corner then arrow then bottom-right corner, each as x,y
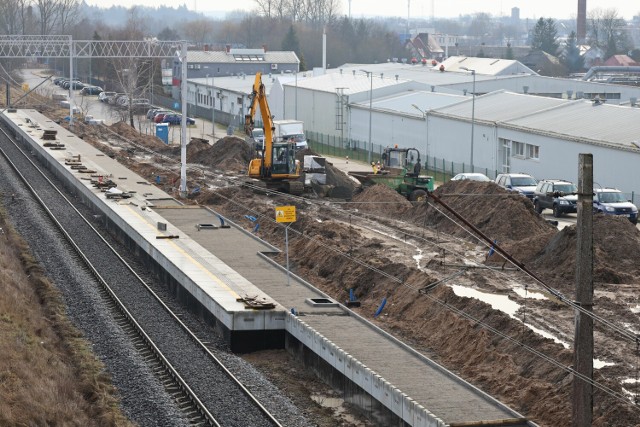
57,0 -> 80,33
35,0 -> 60,35
255,0 -> 274,18
587,8 -> 630,58
0,0 -> 25,34
181,18 -> 215,45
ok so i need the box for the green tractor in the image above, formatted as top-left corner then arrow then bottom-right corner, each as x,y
349,147 -> 433,201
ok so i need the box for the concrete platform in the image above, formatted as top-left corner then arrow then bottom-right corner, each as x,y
1,109 -> 534,427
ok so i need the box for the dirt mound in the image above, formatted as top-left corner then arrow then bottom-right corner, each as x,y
403,180 -> 556,244
348,184 -> 412,216
188,136 -> 252,172
108,121 -> 168,150
521,215 -> 640,290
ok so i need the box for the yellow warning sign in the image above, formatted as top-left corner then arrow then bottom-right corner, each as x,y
22,83 -> 29,92
275,206 -> 296,223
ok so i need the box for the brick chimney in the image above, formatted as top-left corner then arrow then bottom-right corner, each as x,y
225,44 -> 231,53
204,44 -> 209,52
262,44 -> 267,53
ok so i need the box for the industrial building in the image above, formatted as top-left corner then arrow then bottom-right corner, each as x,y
184,57 -> 640,199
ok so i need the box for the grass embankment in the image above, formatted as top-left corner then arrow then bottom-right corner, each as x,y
0,209 -> 133,426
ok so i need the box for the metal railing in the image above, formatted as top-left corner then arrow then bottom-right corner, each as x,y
306,130 -> 499,184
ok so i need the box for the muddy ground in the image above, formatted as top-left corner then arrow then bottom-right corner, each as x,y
53,119 -> 640,426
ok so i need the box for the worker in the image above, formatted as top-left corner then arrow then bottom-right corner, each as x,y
376,161 -> 382,173
371,162 -> 378,174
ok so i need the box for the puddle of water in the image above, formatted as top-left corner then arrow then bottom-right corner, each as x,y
450,285 -> 571,348
512,286 -> 547,300
594,359 -> 615,369
413,252 -> 423,269
451,285 -> 520,317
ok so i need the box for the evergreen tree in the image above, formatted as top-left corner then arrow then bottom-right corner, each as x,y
282,24 -> 305,70
282,25 -> 300,54
562,31 -> 584,73
505,42 -> 514,60
531,17 -> 559,55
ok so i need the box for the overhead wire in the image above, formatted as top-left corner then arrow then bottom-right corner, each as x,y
425,199 -> 638,343
204,185 -> 639,410
26,86 -> 637,409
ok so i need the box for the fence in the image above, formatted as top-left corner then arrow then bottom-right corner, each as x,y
306,130 -> 499,184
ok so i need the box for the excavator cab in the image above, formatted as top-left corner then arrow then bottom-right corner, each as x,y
245,72 -> 303,194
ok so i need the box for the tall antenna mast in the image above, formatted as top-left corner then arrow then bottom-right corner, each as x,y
348,0 -> 352,19
431,0 -> 434,21
407,0 -> 410,37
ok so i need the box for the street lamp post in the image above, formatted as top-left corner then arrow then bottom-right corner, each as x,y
209,74 -> 215,139
460,67 -> 476,172
412,103 -> 429,164
360,69 -> 373,164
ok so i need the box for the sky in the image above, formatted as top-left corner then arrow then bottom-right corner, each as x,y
87,0 -> 640,20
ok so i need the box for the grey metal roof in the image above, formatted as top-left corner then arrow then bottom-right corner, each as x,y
431,91 -> 568,122
438,56 -> 537,76
504,100 -> 640,149
287,71 -> 410,95
352,90 -> 465,115
186,50 -> 298,64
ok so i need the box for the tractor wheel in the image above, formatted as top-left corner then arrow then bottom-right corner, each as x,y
409,189 -> 427,202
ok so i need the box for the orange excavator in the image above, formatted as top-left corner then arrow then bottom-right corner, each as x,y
244,72 -> 303,195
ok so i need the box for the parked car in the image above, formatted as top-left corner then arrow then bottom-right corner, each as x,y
98,91 -> 116,102
146,108 -> 167,120
130,99 -> 151,112
80,85 -> 103,95
108,93 -> 127,105
53,77 -> 67,86
533,179 -> 578,217
162,114 -> 195,125
495,173 -> 538,200
451,173 -> 491,182
62,80 -> 84,90
593,188 -> 638,224
250,127 -> 265,150
154,112 -> 170,123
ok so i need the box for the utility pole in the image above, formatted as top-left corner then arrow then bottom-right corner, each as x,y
573,153 -> 594,427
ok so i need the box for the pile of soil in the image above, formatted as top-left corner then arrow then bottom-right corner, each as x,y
347,184 -> 412,216
519,215 -> 640,291
189,136 -> 251,172
403,179 -> 557,245
109,122 -> 168,151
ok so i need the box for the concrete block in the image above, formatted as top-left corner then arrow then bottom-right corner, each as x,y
345,354 -> 355,381
391,388 -> 405,418
265,311 -> 286,330
333,345 -> 346,373
232,310 -> 264,331
371,374 -> 384,403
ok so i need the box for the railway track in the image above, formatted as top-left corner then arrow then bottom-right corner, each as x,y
0,123 -> 289,426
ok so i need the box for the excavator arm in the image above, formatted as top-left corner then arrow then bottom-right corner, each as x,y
244,72 -> 275,170
243,72 -> 302,194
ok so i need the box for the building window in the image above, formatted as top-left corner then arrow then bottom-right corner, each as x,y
510,140 -> 539,160
513,141 -> 525,158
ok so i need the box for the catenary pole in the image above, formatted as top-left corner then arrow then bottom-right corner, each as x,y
573,153 -> 594,427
